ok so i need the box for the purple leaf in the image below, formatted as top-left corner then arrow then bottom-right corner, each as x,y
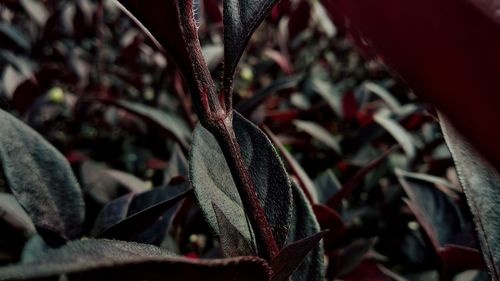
270,230 -> 327,281
0,239 -> 272,281
96,188 -> 191,241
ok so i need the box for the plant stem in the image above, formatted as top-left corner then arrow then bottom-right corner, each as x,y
211,115 -> 279,260
176,0 -> 279,261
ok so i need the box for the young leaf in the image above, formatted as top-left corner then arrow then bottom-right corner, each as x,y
223,0 -> 282,94
213,202 -> 256,257
286,182 -> 325,281
0,239 -> 272,281
441,115 -> 500,279
270,230 -> 327,281
190,112 -> 292,255
0,109 -> 84,243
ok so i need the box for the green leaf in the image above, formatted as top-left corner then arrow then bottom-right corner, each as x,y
96,188 -> 191,241
0,193 -> 36,238
189,112 -> 292,255
441,115 -> 500,279
0,109 -> 84,243
0,239 -> 271,281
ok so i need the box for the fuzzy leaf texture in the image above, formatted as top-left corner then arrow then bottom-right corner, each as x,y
0,239 -> 271,281
270,230 -> 327,281
189,112 -> 292,255
321,0 -> 500,170
0,109 -> 84,244
441,115 -> 500,280
286,183 -> 325,281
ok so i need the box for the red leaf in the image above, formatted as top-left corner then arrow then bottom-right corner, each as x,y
313,204 -> 346,251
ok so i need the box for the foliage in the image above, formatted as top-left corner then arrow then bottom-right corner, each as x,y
0,0 -> 497,280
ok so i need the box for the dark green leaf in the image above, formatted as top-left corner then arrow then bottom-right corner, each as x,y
286,182 -> 325,281
189,112 -> 292,255
0,193 -> 36,238
223,0 -> 281,87
441,115 -> 500,279
0,239 -> 271,281
270,231 -> 327,281
0,109 -> 84,242
213,202 -> 255,257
